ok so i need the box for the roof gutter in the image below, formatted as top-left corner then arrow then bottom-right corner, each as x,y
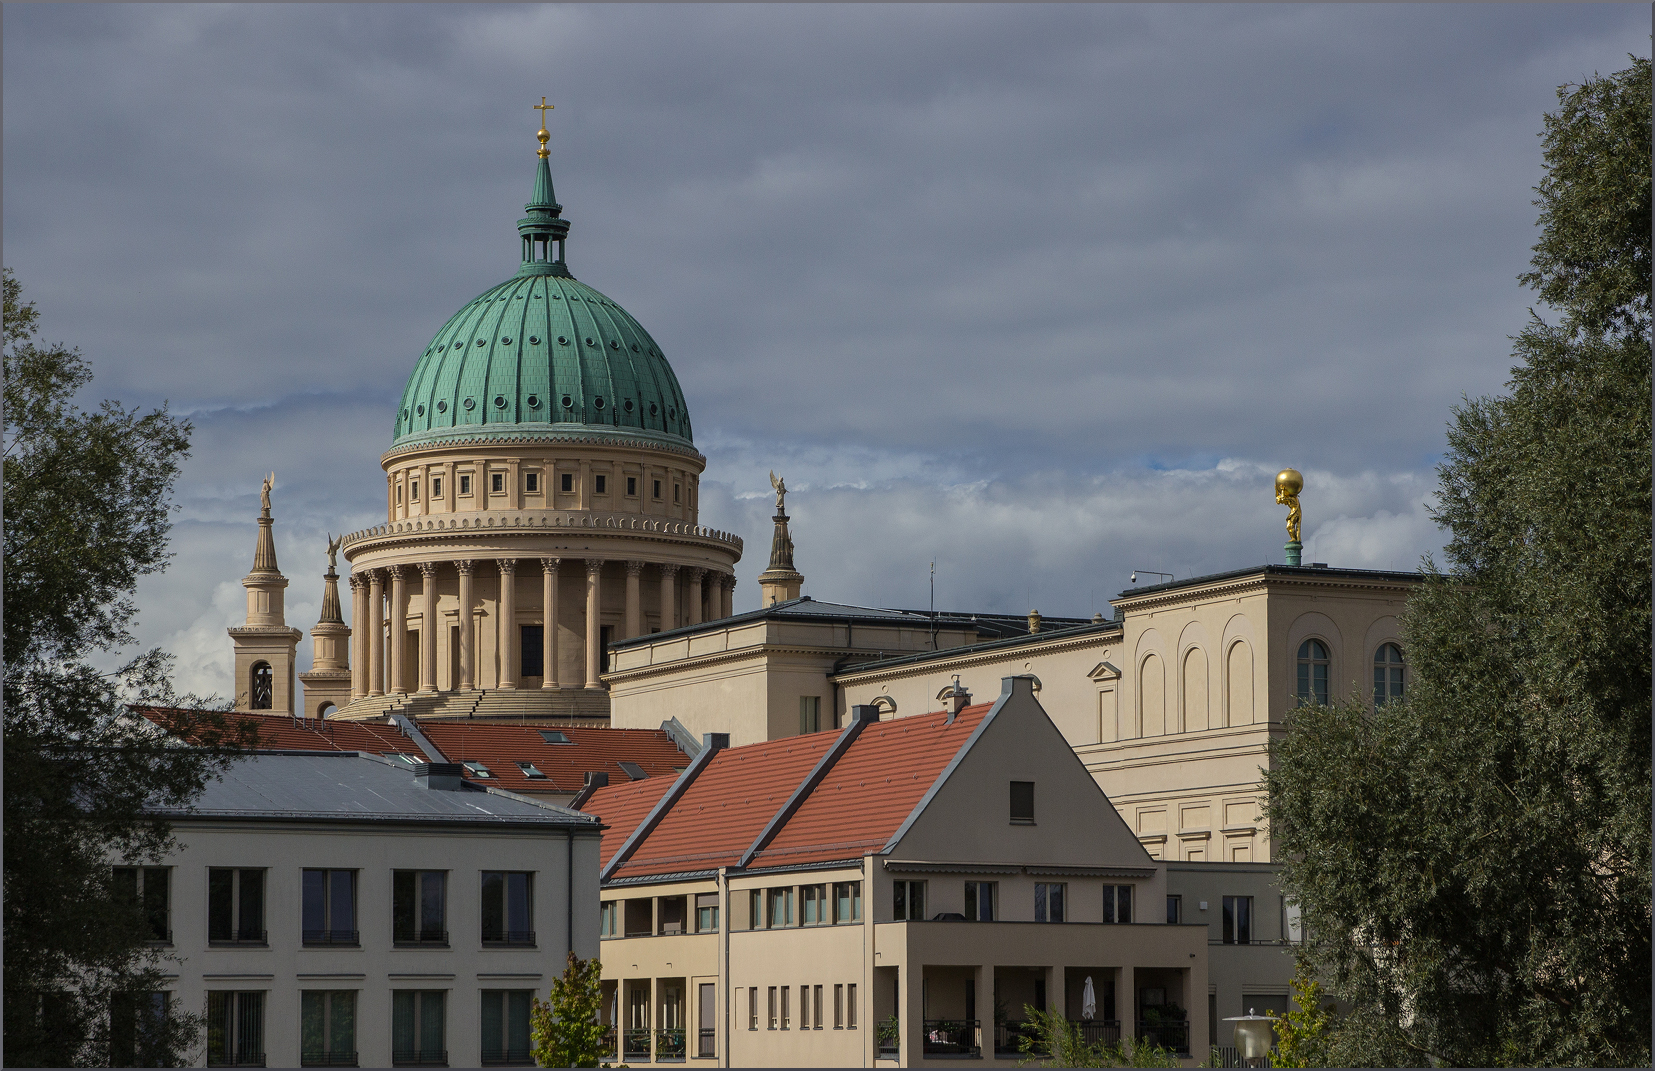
600,732 -> 728,881
738,705 -> 879,869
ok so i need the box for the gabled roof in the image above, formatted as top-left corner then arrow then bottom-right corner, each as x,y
137,708 -> 426,758
582,703 -> 994,881
418,723 -> 688,794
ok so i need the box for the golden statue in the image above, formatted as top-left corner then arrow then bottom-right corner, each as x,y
1275,468 -> 1303,543
534,96 -> 554,159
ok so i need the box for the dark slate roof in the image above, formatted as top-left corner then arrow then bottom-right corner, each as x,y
1116,563 -> 1427,599
149,751 -> 599,828
833,618 -> 1123,677
609,596 -> 978,649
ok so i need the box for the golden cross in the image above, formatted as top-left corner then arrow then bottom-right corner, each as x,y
533,96 -> 554,157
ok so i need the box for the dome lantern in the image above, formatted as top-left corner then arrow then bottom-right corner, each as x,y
518,97 -> 572,279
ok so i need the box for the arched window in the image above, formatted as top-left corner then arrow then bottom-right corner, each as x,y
1373,643 -> 1405,707
250,662 -> 273,710
1296,640 -> 1328,706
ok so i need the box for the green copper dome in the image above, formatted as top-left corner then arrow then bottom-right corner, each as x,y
392,156 -> 693,451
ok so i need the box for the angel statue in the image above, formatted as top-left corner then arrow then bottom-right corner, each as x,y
1274,468 -> 1303,543
260,472 -> 275,512
769,470 -> 787,512
326,532 -> 343,571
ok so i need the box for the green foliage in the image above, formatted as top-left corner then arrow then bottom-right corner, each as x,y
876,1014 -> 901,1044
3,269 -> 251,1066
530,951 -> 609,1068
1271,958 -> 1334,1068
1265,55 -> 1652,1068
1015,1007 -> 1181,1068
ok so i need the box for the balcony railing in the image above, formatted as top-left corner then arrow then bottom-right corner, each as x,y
994,1020 -> 1039,1055
302,929 -> 360,946
622,1027 -> 652,1060
1075,1019 -> 1122,1047
206,1055 -> 265,1068
208,929 -> 268,946
480,1046 -> 533,1066
655,1027 -> 686,1061
1136,1018 -> 1190,1054
697,1027 -> 716,1058
392,928 -> 449,946
390,1049 -> 447,1067
481,929 -> 536,947
300,1051 -> 359,1067
1211,1045 -> 1276,1067
598,1026 -> 617,1059
923,1019 -> 980,1057
877,1019 -> 900,1060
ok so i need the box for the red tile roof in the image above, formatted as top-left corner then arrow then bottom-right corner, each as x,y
583,776 -> 678,868
587,703 -> 993,881
137,708 -> 427,757
418,723 -> 689,795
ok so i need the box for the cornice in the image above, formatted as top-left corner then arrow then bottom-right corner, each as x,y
341,511 -> 743,559
603,644 -> 896,685
832,627 -> 1121,686
382,428 -> 705,465
1112,570 -> 1417,614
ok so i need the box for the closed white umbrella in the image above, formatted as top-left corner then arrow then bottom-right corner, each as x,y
1081,976 -> 1096,1021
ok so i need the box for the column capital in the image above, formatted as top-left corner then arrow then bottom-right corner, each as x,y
541,557 -> 562,572
659,562 -> 681,578
367,569 -> 384,589
347,572 -> 363,592
386,564 -> 405,581
418,561 -> 439,578
497,557 -> 517,576
724,574 -> 737,591
686,566 -> 707,581
625,559 -> 645,578
455,558 -> 475,576
585,558 -> 605,578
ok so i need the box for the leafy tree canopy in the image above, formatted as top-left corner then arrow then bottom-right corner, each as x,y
530,952 -> 609,1068
1266,56 -> 1650,1068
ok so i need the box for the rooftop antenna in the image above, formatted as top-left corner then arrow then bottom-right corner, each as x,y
929,560 -> 937,651
1129,569 -> 1174,586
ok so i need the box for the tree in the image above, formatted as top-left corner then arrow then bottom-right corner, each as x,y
1014,1007 -> 1180,1068
1270,957 -> 1334,1069
1265,57 -> 1651,1067
3,269 -> 252,1066
530,951 -> 610,1068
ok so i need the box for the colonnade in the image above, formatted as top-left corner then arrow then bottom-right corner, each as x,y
346,559 -> 735,700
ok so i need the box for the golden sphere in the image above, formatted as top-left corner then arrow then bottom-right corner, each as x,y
1275,468 -> 1304,495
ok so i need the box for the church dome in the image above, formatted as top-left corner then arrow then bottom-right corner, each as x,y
392,154 -> 694,452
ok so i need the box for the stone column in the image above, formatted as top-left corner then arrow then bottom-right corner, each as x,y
687,568 -> 705,626
388,565 -> 407,694
722,575 -> 736,620
584,559 -> 603,689
368,570 -> 385,697
624,561 -> 643,639
418,562 -> 439,693
541,558 -> 560,689
457,560 -> 475,691
497,558 -> 518,689
659,563 -> 679,631
349,574 -> 367,700
1117,965 -> 1134,1036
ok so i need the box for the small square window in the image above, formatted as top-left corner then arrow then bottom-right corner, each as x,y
538,730 -> 571,744
491,473 -> 504,494
463,761 -> 493,778
626,476 -> 637,496
595,474 -> 607,494
459,474 -> 472,496
516,762 -> 547,779
561,473 -> 574,493
1010,780 -> 1035,824
526,472 -> 539,493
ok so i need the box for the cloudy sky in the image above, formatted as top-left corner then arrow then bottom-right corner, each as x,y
5,4 -> 1644,697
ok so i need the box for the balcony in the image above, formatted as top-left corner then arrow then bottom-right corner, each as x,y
302,929 -> 360,947
1211,1045 -> 1277,1067
1136,1018 -> 1190,1055
923,1019 -> 980,1058
655,1028 -> 686,1062
481,929 -> 536,948
597,1026 -> 617,1061
622,1028 -> 652,1061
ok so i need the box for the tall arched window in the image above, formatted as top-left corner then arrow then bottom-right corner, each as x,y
1296,640 -> 1328,706
250,662 -> 274,710
1373,643 -> 1405,707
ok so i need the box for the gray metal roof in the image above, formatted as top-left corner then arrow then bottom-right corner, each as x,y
151,751 -> 599,828
610,595 -> 977,648
1116,562 -> 1427,599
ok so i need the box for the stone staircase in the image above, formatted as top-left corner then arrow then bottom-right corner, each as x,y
331,687 -> 611,725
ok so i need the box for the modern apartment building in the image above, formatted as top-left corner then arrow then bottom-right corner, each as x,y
119,751 -> 600,1068
581,676 -> 1211,1068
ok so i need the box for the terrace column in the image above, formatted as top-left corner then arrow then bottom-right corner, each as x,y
387,565 -> 407,694
1118,966 -> 1134,1038
349,574 -> 367,700
584,559 -> 604,689
687,568 -> 705,626
1050,967 -> 1067,1032
496,559 -> 518,689
367,570 -> 385,697
721,575 -> 735,620
418,562 -> 438,693
624,560 -> 643,639
456,560 -> 475,690
541,557 -> 560,689
658,563 -> 679,631
978,964 -> 995,1055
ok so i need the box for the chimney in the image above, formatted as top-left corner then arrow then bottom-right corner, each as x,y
584,771 -> 610,790
568,771 -> 610,812
1027,609 -> 1043,634
702,732 -> 730,753
939,675 -> 972,722
414,762 -> 465,790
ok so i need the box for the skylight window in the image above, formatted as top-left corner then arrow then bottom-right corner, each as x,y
385,753 -> 420,765
618,762 -> 648,781
538,730 -> 572,745
517,762 -> 547,780
463,761 -> 493,778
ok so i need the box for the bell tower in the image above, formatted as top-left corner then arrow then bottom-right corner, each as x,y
298,534 -> 352,718
228,474 -> 302,714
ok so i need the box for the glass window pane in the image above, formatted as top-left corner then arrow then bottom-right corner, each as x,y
332,992 -> 355,1055
209,869 -> 234,940
303,871 -> 326,934
239,870 -> 264,938
508,873 -> 531,933
1035,884 -> 1047,922
420,873 -> 444,935
481,991 -> 502,1051
392,992 -> 416,1053
509,992 -> 532,1052
420,991 -> 444,1052
1051,883 -> 1064,922
893,882 -> 906,920
394,872 -> 416,938
482,873 -> 503,938
301,991 -> 325,1055
1118,885 -> 1131,923
331,871 -> 355,934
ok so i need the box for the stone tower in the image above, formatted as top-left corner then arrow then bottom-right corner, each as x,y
228,475 -> 302,714
757,476 -> 804,605
298,537 -> 352,718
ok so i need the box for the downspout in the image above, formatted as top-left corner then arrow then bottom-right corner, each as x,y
566,829 -> 575,957
721,866 -> 731,1068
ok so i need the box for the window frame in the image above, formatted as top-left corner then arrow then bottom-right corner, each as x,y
599,901 -> 618,939
1102,884 -> 1133,924
695,892 -> 720,933
1009,780 -> 1036,825
299,989 -> 356,1068
626,476 -> 638,497
481,871 -> 535,946
561,472 -> 574,494
964,880 -> 996,922
833,881 -> 862,924
1373,643 -> 1405,707
595,474 -> 607,495
1167,894 -> 1182,925
525,471 -> 539,494
391,989 -> 446,1067
800,884 -> 828,926
301,869 -> 358,946
207,868 -> 267,945
459,473 -> 472,497
113,865 -> 172,944
206,990 -> 265,1068
892,880 -> 927,921
479,989 -> 534,1066
1296,639 -> 1330,706
392,870 -> 449,946
1034,882 -> 1067,923
1222,894 -> 1254,945
490,472 -> 505,495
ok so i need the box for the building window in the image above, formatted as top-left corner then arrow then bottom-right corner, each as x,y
801,884 -> 827,925
480,990 -> 533,1066
595,474 -> 607,494
301,869 -> 357,945
1009,780 -> 1035,824
653,480 -> 662,500
780,986 -> 790,1030
964,881 -> 995,921
432,476 -> 442,498
892,880 -> 926,921
1103,884 -> 1133,924
1167,895 -> 1182,925
833,985 -> 844,1029
393,871 -> 447,944
300,991 -> 356,1067
799,983 -> 811,1030
599,901 -> 618,938
491,472 -> 505,494
250,662 -> 273,711
833,881 -> 862,923
525,472 -> 539,493
847,984 -> 857,1028
767,987 -> 777,1030
110,991 -> 168,1067
208,869 -> 266,944
626,476 -> 637,497
481,872 -> 534,945
696,892 -> 719,932
411,480 -> 419,501
206,991 -> 264,1067
1374,643 -> 1405,706
1223,895 -> 1253,944
698,983 -> 716,1058
812,986 -> 824,1030
520,625 -> 544,678
1282,897 -> 1304,944
113,866 -> 171,943
1296,640 -> 1329,705
767,887 -> 794,927
1034,882 -> 1066,923
798,695 -> 821,734
396,484 -> 403,504
748,889 -> 764,930
748,987 -> 758,1030
561,472 -> 574,493
459,474 -> 472,496
391,991 -> 446,1066
658,895 -> 687,935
